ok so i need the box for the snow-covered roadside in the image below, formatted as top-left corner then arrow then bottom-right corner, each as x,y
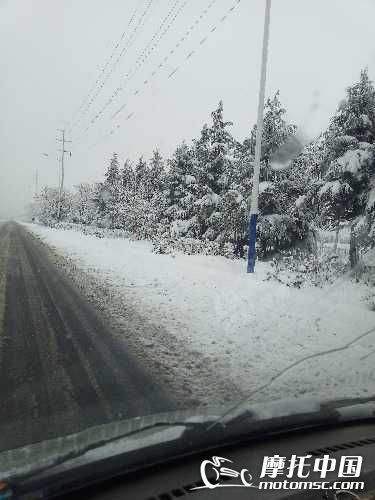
24,223 -> 375,407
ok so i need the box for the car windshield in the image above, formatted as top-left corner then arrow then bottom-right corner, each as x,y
0,0 -> 375,483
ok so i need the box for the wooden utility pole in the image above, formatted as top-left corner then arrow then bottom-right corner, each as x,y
56,129 -> 72,221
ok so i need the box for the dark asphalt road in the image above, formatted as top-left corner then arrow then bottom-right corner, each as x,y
0,222 -> 173,452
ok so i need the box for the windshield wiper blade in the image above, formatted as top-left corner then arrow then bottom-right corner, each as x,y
2,420 -> 205,483
5,398 -> 375,499
38,396 -> 375,479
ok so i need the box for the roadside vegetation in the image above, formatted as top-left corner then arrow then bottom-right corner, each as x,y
30,70 -> 375,287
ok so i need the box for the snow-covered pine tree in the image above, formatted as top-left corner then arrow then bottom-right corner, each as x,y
193,101 -> 236,240
104,153 -> 120,187
149,149 -> 165,191
134,157 -> 151,198
205,139 -> 255,256
102,153 -> 121,228
317,69 -> 375,260
165,142 -> 201,238
213,189 -> 248,257
148,149 -> 168,236
90,181 -> 109,225
325,69 -> 375,156
276,136 -> 326,229
114,159 -> 134,231
240,92 -> 306,257
249,91 -> 297,181
206,138 -> 255,256
120,159 -> 135,192
231,138 -> 254,195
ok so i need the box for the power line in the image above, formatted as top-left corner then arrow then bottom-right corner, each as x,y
70,0 -> 154,136
108,0 -> 219,121
75,0 -> 187,142
134,0 -> 182,69
91,0 -> 242,148
78,0 -> 154,123
108,0 -> 218,122
67,1 -> 141,134
75,0 -> 186,142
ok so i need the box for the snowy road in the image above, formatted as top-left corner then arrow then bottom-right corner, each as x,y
0,222 -> 174,452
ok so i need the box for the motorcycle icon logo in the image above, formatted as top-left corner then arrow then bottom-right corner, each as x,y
191,456 -> 258,490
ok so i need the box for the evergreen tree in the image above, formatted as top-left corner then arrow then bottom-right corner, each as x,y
193,101 -> 236,238
120,159 -> 135,191
194,101 -> 235,193
135,157 -> 150,197
249,91 -> 297,181
104,153 -> 120,187
101,153 -> 121,227
210,189 -> 248,256
316,70 -> 375,260
166,142 -> 201,237
325,69 -> 375,155
149,149 -> 165,192
230,138 -> 254,194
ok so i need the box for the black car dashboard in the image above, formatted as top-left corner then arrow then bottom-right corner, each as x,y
56,421 -> 375,500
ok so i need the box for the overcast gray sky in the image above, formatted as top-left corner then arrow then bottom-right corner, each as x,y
1,0 -> 375,218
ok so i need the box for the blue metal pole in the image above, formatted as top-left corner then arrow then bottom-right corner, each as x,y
247,213 -> 258,273
247,0 -> 271,273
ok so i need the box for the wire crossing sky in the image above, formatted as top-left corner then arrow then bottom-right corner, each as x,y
1,0 -> 375,218
75,0 -> 188,142
70,0 -> 155,136
99,0 -> 242,147
110,0 -> 219,122
66,0 -> 142,134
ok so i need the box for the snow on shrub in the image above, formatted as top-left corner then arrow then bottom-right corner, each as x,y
266,249 -> 347,288
52,222 -> 132,240
257,214 -> 308,258
152,236 -> 221,257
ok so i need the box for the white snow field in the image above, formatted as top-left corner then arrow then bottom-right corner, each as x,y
25,223 -> 375,406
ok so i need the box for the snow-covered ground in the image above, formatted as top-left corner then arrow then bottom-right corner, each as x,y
24,223 -> 375,407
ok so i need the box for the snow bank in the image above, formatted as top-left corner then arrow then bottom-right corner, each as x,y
24,223 -> 375,406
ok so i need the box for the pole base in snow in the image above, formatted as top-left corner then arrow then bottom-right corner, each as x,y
247,213 -> 258,273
